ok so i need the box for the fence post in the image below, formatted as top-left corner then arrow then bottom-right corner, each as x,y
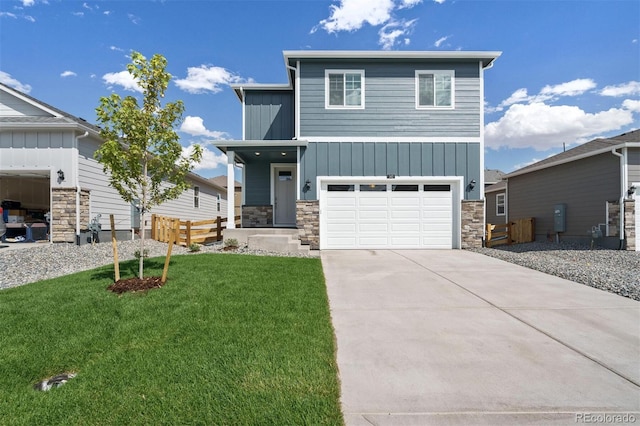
486,224 -> 492,247
216,216 -> 222,241
186,220 -> 191,247
151,214 -> 156,240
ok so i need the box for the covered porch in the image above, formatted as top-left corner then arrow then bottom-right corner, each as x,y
215,140 -> 308,230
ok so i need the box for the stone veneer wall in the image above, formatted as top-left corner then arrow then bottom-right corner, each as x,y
242,205 -> 272,228
606,201 -> 620,237
296,200 -> 319,250
461,200 -> 484,249
624,199 -> 635,251
51,188 -> 90,243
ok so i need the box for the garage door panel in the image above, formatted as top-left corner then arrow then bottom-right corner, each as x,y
324,182 -> 454,249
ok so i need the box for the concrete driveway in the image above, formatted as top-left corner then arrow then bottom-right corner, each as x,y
321,250 -> 640,425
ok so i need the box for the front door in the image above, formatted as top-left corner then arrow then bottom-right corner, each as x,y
274,166 -> 296,226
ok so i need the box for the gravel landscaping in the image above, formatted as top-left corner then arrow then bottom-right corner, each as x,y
471,242 -> 640,301
2,240 -> 639,301
0,240 -> 313,290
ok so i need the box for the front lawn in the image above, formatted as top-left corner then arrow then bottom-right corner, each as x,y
0,254 -> 343,425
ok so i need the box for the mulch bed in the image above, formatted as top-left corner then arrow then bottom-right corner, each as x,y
107,276 -> 165,294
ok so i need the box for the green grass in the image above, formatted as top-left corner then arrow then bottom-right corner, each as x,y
0,254 -> 343,425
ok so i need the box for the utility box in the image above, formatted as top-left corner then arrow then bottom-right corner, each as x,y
553,203 -> 566,233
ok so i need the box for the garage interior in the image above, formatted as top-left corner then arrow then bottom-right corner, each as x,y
0,173 -> 50,243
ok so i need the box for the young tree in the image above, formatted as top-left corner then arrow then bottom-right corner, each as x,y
95,52 -> 202,279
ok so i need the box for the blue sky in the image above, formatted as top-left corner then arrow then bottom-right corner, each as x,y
1,0 -> 638,179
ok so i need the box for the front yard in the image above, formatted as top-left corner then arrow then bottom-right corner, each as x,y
0,254 -> 343,425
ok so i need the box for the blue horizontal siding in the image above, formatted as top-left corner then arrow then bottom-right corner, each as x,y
299,61 -> 481,138
300,141 -> 481,200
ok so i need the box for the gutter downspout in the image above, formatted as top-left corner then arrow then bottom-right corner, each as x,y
75,131 -> 89,245
611,147 -> 627,248
286,61 -> 301,200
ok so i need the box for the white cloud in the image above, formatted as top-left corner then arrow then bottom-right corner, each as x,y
0,71 -> 32,93
24,15 -> 35,22
109,45 -> 124,52
102,70 -> 141,93
434,35 -> 450,48
378,19 -> 416,50
600,81 -> 640,97
312,0 -> 394,33
485,102 -> 635,150
180,116 -> 228,139
539,78 -> 596,98
433,0 -> 446,3
104,10 -> 111,16
490,78 -> 598,113
128,13 -> 140,24
399,0 -> 422,9
60,71 -> 77,78
622,99 -> 640,112
82,2 -> 92,10
22,0 -> 35,6
72,12 -> 84,17
182,144 -> 227,171
175,65 -> 246,94
0,12 -> 17,19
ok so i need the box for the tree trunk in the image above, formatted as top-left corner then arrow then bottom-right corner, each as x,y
139,209 -> 145,279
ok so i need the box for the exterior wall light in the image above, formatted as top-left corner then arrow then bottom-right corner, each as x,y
468,179 -> 476,190
628,185 -> 636,197
57,169 -> 65,181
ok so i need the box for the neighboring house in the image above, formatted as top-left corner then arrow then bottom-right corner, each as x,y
215,50 -> 501,250
485,180 -> 507,225
484,168 -> 505,187
0,83 -> 228,244
504,129 -> 639,251
209,175 -> 242,217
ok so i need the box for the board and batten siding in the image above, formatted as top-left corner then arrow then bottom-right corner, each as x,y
508,154 -> 620,238
298,61 -> 481,138
78,137 -> 228,231
299,141 -> 481,200
0,130 -> 78,184
243,157 -> 296,205
628,148 -> 640,185
244,91 -> 294,140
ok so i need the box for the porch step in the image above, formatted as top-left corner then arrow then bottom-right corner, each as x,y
224,228 -> 299,245
247,234 -> 304,255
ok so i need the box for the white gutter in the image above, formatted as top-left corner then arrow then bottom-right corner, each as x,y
285,62 -> 300,140
75,131 -> 89,244
611,147 -> 627,243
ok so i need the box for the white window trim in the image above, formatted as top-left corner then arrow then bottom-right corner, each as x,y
496,193 -> 506,216
325,69 -> 365,110
415,70 -> 455,110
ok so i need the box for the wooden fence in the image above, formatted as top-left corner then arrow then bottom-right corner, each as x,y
151,214 -> 241,247
485,218 -> 535,248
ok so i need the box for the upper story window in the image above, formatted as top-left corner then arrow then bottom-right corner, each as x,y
216,194 -> 221,212
325,70 -> 365,109
496,193 -> 506,216
416,70 -> 454,109
194,186 -> 200,209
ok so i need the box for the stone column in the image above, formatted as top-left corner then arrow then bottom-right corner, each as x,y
606,201 -> 620,237
461,200 -> 484,249
624,199 -> 635,251
296,200 -> 319,250
241,205 -> 273,227
51,188 -> 76,243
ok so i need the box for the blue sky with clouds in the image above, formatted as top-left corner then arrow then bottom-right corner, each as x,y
1,0 -> 638,178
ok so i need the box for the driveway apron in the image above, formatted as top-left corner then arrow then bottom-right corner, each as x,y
321,250 -> 640,425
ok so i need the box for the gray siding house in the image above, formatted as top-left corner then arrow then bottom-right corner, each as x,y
216,50 -> 501,250
0,83 -> 228,244
485,180 -> 507,225
504,130 -> 639,251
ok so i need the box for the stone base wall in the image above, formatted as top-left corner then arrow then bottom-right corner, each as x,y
51,188 -> 90,243
296,200 -> 319,250
624,199 -> 636,251
242,205 -> 272,228
606,201 -> 620,237
461,200 -> 484,249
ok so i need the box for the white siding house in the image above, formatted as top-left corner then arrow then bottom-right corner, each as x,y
0,83 -> 227,244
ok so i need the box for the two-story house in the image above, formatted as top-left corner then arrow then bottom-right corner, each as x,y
216,50 -> 501,250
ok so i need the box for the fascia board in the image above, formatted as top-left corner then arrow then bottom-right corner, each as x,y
505,142 -> 640,178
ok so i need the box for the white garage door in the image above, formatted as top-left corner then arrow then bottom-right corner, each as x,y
322,181 -> 455,249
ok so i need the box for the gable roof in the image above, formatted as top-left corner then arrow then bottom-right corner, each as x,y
485,180 -> 506,193
506,129 -> 640,178
209,175 -> 241,189
484,169 -> 505,185
0,83 -> 102,135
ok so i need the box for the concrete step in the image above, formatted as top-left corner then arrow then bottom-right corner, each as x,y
247,233 -> 314,255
